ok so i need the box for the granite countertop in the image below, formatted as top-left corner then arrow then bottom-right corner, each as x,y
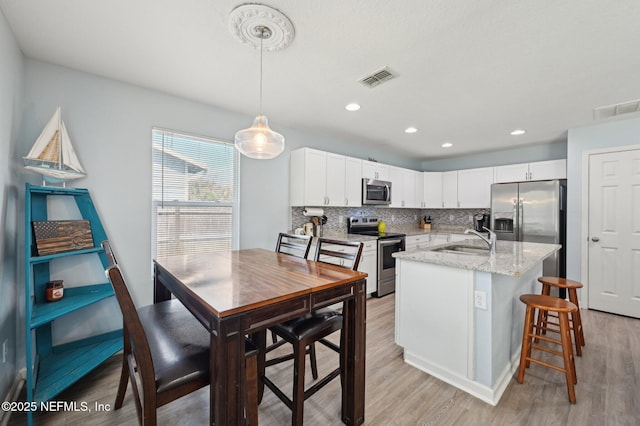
386,225 -> 468,237
288,226 -> 471,242
393,239 -> 561,277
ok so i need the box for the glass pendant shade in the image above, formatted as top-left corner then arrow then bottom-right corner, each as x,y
234,115 -> 285,159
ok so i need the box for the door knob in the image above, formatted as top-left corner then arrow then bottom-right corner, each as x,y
591,236 -> 600,242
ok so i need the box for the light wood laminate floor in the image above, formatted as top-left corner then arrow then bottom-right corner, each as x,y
8,294 -> 640,425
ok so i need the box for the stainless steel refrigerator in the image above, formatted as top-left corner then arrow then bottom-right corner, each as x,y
490,180 -> 566,282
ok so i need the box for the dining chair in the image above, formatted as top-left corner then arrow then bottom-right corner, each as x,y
102,241 -> 259,425
269,233 -> 314,346
264,238 -> 364,425
275,232 -> 313,258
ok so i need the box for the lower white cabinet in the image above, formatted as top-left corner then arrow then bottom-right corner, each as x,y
405,234 -> 430,251
358,241 -> 378,295
448,234 -> 469,242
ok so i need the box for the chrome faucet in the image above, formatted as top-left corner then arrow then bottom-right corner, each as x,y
464,226 -> 497,254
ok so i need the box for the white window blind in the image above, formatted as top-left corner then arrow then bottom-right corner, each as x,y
152,128 -> 239,259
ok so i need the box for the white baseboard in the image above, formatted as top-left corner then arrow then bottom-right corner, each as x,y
403,348 -> 522,406
0,372 -> 25,426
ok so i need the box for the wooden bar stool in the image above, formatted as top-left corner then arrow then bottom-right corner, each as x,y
518,294 -> 578,403
536,277 -> 585,356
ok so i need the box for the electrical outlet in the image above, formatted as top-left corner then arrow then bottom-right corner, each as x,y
2,339 -> 7,363
474,291 -> 487,310
339,215 -> 344,224
391,215 -> 395,222
414,215 -> 417,220
469,215 -> 473,222
449,214 -> 454,221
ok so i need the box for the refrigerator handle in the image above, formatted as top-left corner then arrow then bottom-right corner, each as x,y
518,198 -> 524,240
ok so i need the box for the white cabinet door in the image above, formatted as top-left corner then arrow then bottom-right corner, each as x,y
389,166 -> 404,208
529,159 -> 566,181
358,241 -> 377,295
415,172 -> 425,208
457,167 -> 494,208
493,163 -> 529,183
290,148 -> 326,206
362,161 -> 390,181
325,153 -> 346,206
406,234 -> 430,251
494,159 -> 566,183
442,171 -> 458,208
345,156 -> 362,207
429,235 -> 449,246
424,172 -> 443,208
403,169 -> 417,208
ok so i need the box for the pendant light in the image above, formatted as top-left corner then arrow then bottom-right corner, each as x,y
229,4 -> 294,160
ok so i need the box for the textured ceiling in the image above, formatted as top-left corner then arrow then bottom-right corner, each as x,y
2,0 -> 639,160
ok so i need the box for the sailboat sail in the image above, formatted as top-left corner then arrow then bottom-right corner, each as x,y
24,107 -> 86,183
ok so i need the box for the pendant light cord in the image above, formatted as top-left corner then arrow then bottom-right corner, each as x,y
259,30 -> 264,115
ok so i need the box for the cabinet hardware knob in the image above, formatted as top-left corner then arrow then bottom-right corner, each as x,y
591,236 -> 600,242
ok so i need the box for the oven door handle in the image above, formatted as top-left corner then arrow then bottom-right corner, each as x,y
379,239 -> 403,246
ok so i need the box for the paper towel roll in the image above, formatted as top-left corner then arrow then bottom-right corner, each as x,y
303,207 -> 324,217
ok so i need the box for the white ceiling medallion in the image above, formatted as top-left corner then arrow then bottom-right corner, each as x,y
228,4 -> 295,52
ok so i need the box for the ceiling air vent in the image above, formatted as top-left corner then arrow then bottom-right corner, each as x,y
593,99 -> 640,120
359,67 -> 396,88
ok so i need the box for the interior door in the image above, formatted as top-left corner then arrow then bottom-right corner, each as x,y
588,149 -> 640,318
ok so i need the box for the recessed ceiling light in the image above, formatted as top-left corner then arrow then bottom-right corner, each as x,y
405,127 -> 418,134
510,129 -> 526,136
345,103 -> 360,111
442,142 -> 453,148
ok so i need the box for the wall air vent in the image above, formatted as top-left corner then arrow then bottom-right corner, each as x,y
359,67 -> 396,88
593,99 -> 640,120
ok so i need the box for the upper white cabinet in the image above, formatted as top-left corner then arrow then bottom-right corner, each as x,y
415,171 -> 425,208
528,159 -> 566,181
423,172 -> 443,208
345,156 -> 363,207
362,160 -> 390,181
441,171 -> 458,208
494,159 -> 566,183
290,148 -> 361,207
457,167 -> 494,208
389,167 -> 418,208
435,167 -> 494,209
389,166 -> 404,208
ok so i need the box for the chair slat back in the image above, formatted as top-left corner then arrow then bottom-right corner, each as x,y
105,264 -> 156,392
276,232 -> 313,258
314,238 -> 364,271
102,240 -> 118,267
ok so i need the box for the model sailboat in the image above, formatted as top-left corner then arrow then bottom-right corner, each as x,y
23,107 -> 86,185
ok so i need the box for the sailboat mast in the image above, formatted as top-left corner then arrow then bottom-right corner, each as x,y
57,107 -> 63,170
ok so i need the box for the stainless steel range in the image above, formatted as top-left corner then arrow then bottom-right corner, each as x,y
348,216 -> 405,297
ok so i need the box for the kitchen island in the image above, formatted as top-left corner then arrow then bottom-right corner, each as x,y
393,238 -> 560,405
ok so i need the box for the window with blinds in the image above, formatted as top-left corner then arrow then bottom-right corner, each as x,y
152,128 -> 239,259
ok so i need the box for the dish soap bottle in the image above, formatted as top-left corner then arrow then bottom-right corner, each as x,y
378,220 -> 387,233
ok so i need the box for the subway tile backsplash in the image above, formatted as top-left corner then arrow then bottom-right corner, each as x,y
291,207 -> 490,232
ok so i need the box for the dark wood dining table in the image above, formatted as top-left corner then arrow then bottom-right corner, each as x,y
153,248 -> 367,425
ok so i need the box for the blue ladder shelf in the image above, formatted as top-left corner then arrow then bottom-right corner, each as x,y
24,183 -> 123,424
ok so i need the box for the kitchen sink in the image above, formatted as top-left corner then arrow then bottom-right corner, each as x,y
430,244 -> 490,256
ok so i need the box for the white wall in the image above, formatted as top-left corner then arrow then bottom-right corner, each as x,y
0,6 -> 24,409
20,59 -> 420,310
421,141 -> 567,171
566,113 -> 640,281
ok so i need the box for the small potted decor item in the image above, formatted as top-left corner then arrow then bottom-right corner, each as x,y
46,280 -> 64,302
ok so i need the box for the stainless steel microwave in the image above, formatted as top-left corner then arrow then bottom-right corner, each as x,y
362,178 -> 392,205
